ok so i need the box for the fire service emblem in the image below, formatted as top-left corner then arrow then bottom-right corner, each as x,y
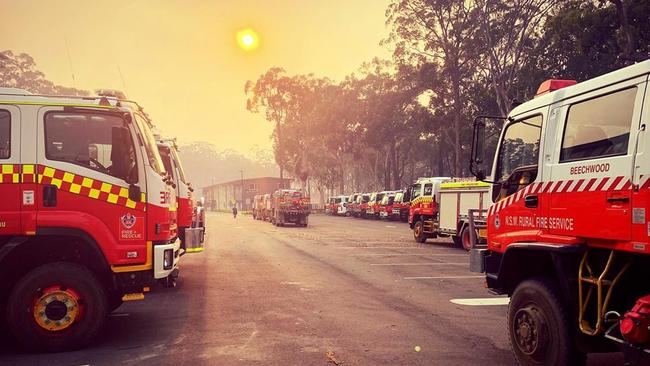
121,213 -> 137,229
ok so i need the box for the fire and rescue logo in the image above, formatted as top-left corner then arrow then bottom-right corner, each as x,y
121,213 -> 137,229
119,213 -> 144,241
494,215 -> 501,229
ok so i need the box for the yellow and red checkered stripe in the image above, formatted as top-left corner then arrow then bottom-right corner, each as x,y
0,164 -> 146,211
0,164 -> 20,183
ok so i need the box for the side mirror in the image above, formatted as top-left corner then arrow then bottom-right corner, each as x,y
111,126 -> 137,183
470,117 -> 489,181
128,184 -> 141,202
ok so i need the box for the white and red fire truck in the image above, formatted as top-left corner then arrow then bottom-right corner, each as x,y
157,138 -> 204,253
407,176 -> 449,241
470,59 -> 650,365
438,180 -> 490,250
270,189 -> 310,227
0,88 -> 180,352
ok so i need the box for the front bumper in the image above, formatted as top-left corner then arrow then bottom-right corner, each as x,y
154,238 -> 181,279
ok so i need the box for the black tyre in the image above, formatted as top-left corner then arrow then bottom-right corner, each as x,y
413,220 -> 427,243
7,262 -> 108,352
508,278 -> 585,366
453,225 -> 475,251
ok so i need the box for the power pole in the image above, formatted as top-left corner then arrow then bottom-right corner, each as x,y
239,170 -> 244,210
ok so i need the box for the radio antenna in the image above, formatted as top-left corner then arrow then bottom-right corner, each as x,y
117,64 -> 129,96
64,36 -> 77,88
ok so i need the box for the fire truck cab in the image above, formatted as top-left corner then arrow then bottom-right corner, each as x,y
157,138 -> 204,253
470,60 -> 650,365
0,89 -> 180,352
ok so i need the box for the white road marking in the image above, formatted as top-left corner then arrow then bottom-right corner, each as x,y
404,275 -> 484,280
233,226 -> 243,229
370,262 -> 465,266
109,313 -> 130,317
335,246 -> 445,250
450,298 -> 510,306
385,225 -> 396,228
351,253 -> 466,257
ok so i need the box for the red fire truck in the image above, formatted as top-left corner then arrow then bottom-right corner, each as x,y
252,194 -> 265,220
470,60 -> 650,365
346,193 -> 360,217
365,191 -> 386,219
378,190 -> 401,220
157,138 -> 204,253
408,177 -> 449,242
392,190 -> 409,222
262,193 -> 272,221
353,193 -> 370,218
270,189 -> 310,227
0,88 -> 180,352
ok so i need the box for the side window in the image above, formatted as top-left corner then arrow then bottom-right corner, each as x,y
411,184 -> 422,200
159,147 -> 174,177
0,110 -> 10,159
423,183 -> 433,196
560,87 -> 637,162
45,112 -> 137,182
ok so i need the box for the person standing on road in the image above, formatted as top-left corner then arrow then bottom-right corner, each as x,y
232,206 -> 238,219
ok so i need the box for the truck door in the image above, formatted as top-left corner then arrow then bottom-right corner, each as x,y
36,107 -> 147,264
548,81 -> 645,241
488,111 -> 546,246
0,106 -> 21,235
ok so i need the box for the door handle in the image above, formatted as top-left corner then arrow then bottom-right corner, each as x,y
43,184 -> 57,207
524,195 -> 538,208
607,197 -> 630,203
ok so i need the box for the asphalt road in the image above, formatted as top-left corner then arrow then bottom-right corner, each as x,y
0,212 -> 624,366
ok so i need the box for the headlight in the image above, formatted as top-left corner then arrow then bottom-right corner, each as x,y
163,249 -> 173,270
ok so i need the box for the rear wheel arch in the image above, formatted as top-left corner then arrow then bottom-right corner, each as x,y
495,244 -> 583,301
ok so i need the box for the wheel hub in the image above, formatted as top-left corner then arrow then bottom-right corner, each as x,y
513,306 -> 548,359
33,286 -> 82,332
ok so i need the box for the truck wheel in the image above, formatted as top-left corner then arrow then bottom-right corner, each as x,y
453,225 -> 475,251
7,262 -> 107,352
508,278 -> 585,366
413,221 -> 427,243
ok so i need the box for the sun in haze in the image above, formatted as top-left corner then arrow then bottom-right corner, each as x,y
236,28 -> 259,51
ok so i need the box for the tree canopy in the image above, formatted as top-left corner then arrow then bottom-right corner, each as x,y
246,0 -> 650,197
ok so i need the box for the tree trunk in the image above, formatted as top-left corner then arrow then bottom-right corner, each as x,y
391,144 -> 400,190
384,150 -> 391,190
452,72 -> 462,177
611,0 -> 635,63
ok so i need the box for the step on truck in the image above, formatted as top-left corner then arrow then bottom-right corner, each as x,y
469,59 -> 650,365
0,88 -> 180,352
271,189 -> 310,227
157,138 -> 204,253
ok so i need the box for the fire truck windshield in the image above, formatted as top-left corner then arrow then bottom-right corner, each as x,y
495,115 -> 542,183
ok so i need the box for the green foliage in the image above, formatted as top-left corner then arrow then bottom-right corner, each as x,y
246,0 -> 649,192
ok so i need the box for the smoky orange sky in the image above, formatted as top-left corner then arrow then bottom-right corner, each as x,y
0,0 -> 391,155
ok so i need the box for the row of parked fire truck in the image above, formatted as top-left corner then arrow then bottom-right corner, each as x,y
326,178 -> 489,250
251,190 -> 311,227
0,88 -> 205,352
323,59 -> 650,366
